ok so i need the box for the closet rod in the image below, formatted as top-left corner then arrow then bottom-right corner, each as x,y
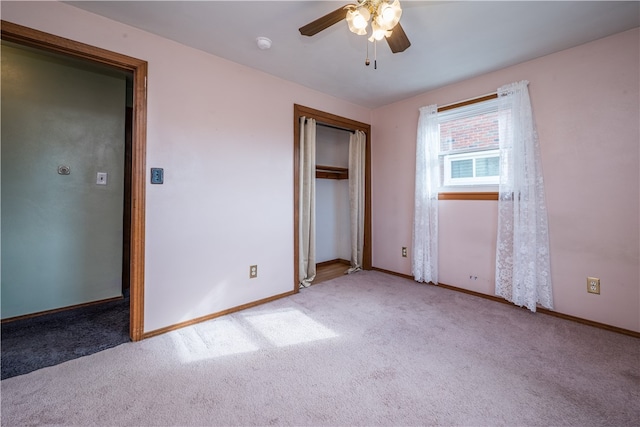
304,119 -> 355,134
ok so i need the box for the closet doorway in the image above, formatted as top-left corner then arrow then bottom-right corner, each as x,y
293,104 -> 371,292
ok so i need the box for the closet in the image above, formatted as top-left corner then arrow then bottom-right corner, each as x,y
293,104 -> 372,291
315,125 -> 352,281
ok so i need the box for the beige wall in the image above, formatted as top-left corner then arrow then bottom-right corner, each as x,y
371,28 -> 640,332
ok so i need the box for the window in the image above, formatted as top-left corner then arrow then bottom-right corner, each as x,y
443,149 -> 500,186
438,96 -> 499,189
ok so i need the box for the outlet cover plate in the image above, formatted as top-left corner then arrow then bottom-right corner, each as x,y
151,168 -> 164,184
587,277 -> 600,294
250,265 -> 258,279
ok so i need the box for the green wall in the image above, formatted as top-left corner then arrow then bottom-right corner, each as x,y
1,42 -> 127,318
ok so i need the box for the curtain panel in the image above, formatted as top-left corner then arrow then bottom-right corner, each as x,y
495,81 -> 553,311
299,117 -> 316,287
412,105 -> 439,284
348,130 -> 366,274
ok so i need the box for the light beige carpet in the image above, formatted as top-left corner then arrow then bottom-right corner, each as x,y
2,271 -> 639,426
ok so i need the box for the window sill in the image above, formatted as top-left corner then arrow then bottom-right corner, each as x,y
438,192 -> 498,201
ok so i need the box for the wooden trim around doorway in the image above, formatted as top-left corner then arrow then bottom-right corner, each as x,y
1,20 -> 148,341
293,104 -> 372,292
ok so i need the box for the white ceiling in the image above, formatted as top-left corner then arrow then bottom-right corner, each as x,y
65,1 -> 639,108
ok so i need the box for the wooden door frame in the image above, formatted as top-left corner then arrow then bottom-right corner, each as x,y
1,20 -> 148,341
293,104 -> 372,292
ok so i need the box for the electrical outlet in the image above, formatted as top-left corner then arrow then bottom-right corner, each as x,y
150,168 -> 164,184
250,265 -> 258,279
402,247 -> 407,258
587,277 -> 600,294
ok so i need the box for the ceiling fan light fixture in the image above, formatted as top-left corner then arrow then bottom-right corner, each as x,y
368,21 -> 390,42
356,6 -> 371,24
380,5 -> 394,22
347,0 -> 402,38
346,8 -> 370,35
378,0 -> 402,29
353,14 -> 368,30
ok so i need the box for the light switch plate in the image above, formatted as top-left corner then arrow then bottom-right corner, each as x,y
96,172 -> 108,185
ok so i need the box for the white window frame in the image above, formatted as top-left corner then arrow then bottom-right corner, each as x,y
443,149 -> 500,187
437,96 -> 500,192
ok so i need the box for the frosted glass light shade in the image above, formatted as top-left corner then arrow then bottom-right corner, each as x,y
357,6 -> 371,23
353,14 -> 368,30
376,0 -> 402,30
346,9 -> 369,35
368,21 -> 390,42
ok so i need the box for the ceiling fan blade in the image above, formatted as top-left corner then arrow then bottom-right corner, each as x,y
299,6 -> 349,36
386,22 -> 411,53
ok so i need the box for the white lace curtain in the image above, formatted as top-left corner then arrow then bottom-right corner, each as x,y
412,105 -> 439,284
299,116 -> 316,288
348,130 -> 366,274
495,81 -> 553,311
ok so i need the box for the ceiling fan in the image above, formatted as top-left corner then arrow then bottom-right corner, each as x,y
299,0 -> 411,54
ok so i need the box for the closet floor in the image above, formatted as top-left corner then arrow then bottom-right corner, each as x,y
313,260 -> 349,285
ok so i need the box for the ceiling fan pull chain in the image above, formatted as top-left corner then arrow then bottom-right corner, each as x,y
374,39 -> 377,70
365,38 -> 370,66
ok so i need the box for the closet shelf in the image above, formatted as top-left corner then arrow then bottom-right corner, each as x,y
316,165 -> 348,180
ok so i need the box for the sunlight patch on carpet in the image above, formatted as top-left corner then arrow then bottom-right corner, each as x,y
171,318 -> 259,362
242,308 -> 339,347
170,308 -> 338,363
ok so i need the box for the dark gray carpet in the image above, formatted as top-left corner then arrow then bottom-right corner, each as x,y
1,295 -> 130,380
